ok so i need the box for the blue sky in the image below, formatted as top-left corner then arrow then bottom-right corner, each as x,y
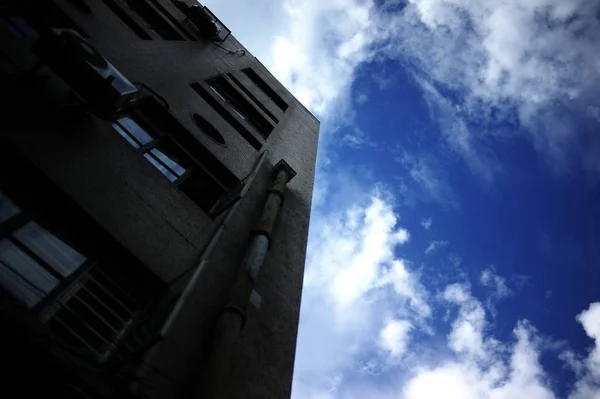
205,1 -> 600,398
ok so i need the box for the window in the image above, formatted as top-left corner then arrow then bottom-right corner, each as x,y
242,68 -> 288,112
0,192 -> 143,361
227,73 -> 278,124
0,15 -> 37,38
190,82 -> 262,150
101,0 -> 153,40
0,192 -> 85,308
0,149 -> 166,363
113,117 -> 188,182
192,113 -> 226,145
124,0 -> 184,40
207,76 -> 274,138
113,101 -> 239,214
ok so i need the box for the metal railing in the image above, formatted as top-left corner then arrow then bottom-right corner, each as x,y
43,268 -> 155,363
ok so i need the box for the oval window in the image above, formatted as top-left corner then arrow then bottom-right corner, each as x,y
191,113 -> 226,146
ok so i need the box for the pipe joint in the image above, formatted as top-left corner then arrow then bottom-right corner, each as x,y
249,229 -> 272,250
266,188 -> 285,205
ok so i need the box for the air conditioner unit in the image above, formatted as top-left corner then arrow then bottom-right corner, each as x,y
185,5 -> 229,42
32,29 -> 138,119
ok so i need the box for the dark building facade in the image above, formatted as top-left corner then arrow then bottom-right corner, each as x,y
0,1 -> 319,398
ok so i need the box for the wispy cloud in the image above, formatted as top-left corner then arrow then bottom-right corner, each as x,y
342,127 -> 375,148
480,265 -> 513,299
425,240 -> 448,254
396,150 -> 458,207
420,217 -> 432,230
388,0 -> 600,179
356,93 -> 369,104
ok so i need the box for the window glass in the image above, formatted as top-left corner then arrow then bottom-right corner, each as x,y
114,117 -> 154,148
0,191 -> 20,222
0,17 -> 21,37
0,239 -> 59,307
150,148 -> 186,177
113,123 -> 140,148
0,16 -> 37,38
209,85 -> 227,102
210,84 -> 248,120
13,222 -> 86,277
144,152 -> 177,182
10,17 -> 37,37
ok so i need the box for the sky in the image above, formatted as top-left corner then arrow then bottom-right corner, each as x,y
203,1 -> 600,398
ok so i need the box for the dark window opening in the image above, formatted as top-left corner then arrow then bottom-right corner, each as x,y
227,73 -> 279,124
206,76 -> 274,138
113,99 -> 239,214
100,0 -> 153,40
146,0 -> 196,41
192,113 -> 226,146
30,2 -> 90,38
0,147 -> 166,362
190,82 -> 262,151
242,68 -> 288,112
0,15 -> 37,38
123,0 -> 184,40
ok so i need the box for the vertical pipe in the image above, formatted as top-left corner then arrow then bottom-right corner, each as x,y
129,151 -> 268,395
207,160 -> 295,398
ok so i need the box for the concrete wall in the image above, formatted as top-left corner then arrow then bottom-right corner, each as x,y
0,0 -> 319,398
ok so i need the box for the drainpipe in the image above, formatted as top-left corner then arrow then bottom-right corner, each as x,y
129,151 -> 268,395
207,159 -> 297,398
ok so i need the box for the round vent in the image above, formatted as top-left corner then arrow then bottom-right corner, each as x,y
192,113 -> 226,146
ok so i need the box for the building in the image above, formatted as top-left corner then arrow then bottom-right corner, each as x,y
0,1 -> 319,398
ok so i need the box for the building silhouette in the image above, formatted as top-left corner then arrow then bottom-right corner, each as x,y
0,1 -> 319,398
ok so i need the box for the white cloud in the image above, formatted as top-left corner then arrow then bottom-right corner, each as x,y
420,217 -> 432,230
480,265 -> 513,299
321,196 -> 410,308
425,240 -> 448,254
379,319 -> 413,359
402,286 -> 555,399
443,284 -> 488,359
389,0 -> 600,178
203,0 -> 403,119
294,184 -> 429,398
567,302 -> 600,399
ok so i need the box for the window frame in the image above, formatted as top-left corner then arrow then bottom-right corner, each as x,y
0,192 -> 93,313
207,75 -> 274,138
111,107 -> 239,215
113,116 -> 194,185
